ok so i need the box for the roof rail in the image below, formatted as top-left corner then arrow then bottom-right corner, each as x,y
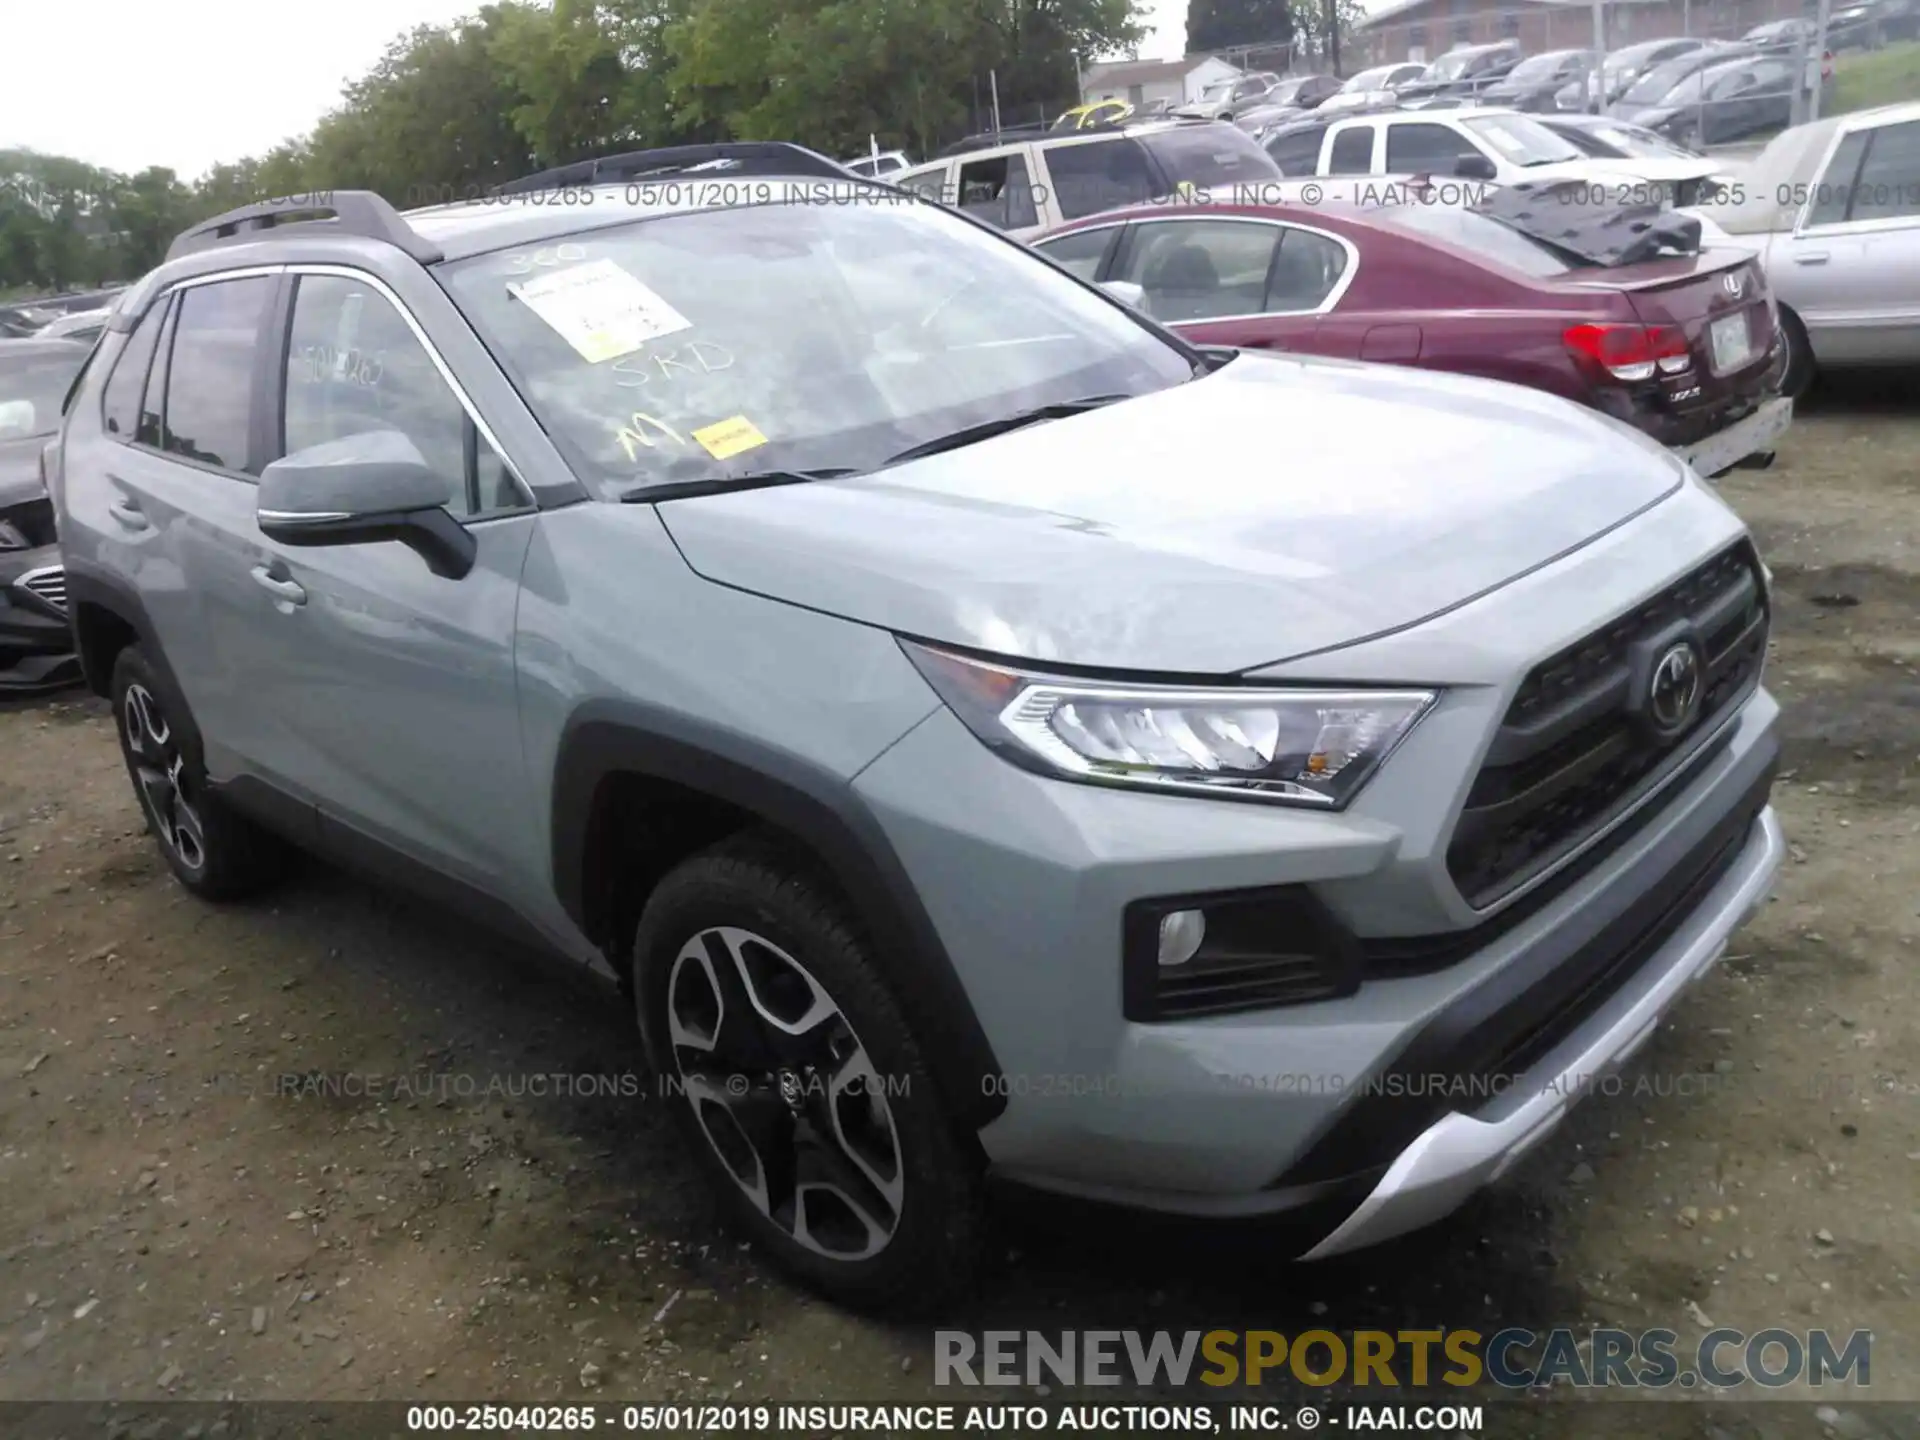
166,192 -> 442,264
493,142 -> 855,195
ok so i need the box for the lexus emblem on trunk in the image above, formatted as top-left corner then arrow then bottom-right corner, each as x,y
1724,272 -> 1744,298
1648,642 -> 1703,734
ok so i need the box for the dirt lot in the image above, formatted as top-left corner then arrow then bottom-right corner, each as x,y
2,380 -> 1917,1436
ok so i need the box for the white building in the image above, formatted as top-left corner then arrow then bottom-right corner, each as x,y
1079,54 -> 1242,110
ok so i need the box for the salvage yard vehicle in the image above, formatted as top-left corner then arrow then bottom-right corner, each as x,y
1278,105 -> 1720,196
1683,101 -> 1920,395
1536,113 -> 1737,207
0,337 -> 87,692
53,142 -> 1785,1312
1033,185 -> 1793,478
895,118 -> 1282,238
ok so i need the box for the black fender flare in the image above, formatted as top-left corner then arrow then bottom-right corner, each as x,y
63,566 -> 207,766
550,700 -> 1007,1130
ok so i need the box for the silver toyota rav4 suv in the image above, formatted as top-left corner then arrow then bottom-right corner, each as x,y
49,142 -> 1785,1312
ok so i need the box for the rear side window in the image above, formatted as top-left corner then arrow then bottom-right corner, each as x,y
1327,127 -> 1374,175
102,302 -> 168,439
955,153 -> 1039,229
161,277 -> 274,472
1386,123 -> 1477,173
1266,124 -> 1329,177
1110,219 -> 1282,322
1045,138 -> 1158,220
899,168 -> 949,201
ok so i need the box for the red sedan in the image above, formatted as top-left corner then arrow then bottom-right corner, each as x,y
1031,194 -> 1792,477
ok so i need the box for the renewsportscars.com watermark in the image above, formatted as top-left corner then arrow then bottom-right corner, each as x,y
935,1328 -> 1872,1391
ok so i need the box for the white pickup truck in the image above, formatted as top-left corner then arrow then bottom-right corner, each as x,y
1277,106 -> 1727,202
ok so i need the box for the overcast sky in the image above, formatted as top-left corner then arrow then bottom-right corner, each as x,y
3,0 -> 1227,178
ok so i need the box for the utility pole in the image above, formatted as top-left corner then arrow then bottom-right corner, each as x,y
989,68 -> 1002,134
1810,0 -> 1834,120
1590,0 -> 1606,113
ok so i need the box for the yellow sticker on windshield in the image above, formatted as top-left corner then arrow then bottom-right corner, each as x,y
692,416 -> 769,461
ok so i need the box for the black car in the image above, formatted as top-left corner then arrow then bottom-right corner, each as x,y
1610,43 -> 1762,125
0,338 -> 88,693
1626,54 -> 1800,146
1395,41 -> 1522,107
1477,48 -> 1599,112
1828,0 -> 1918,48
1741,18 -> 1817,52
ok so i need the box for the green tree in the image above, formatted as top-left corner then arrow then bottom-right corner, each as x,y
300,7 -> 537,204
107,167 -> 197,276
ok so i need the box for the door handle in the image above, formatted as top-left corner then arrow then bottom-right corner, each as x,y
250,565 -> 306,607
1792,251 -> 1830,265
107,497 -> 151,532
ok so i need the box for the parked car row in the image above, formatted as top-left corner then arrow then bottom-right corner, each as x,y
1174,29 -> 1837,156
0,335 -> 89,693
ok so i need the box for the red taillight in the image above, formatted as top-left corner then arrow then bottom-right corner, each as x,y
1563,322 -> 1690,383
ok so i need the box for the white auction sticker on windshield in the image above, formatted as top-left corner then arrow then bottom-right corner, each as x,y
508,259 -> 692,364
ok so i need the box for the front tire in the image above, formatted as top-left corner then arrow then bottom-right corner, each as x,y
632,833 -> 986,1313
109,646 -> 288,900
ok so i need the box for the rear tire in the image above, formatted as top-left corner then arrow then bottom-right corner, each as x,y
632,831 -> 987,1314
109,646 -> 288,900
1778,305 -> 1815,400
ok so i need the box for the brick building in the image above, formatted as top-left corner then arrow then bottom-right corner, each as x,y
1354,0 -> 1812,66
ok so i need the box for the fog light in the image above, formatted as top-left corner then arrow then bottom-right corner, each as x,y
1157,909 -> 1206,967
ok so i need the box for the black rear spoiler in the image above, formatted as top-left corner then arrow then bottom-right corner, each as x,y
1472,178 -> 1703,267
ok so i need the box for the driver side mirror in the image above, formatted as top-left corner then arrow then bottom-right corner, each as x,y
257,430 -> 476,580
1454,153 -> 1499,180
1100,279 -> 1146,308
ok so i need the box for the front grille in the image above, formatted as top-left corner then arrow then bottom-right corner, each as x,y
1448,542 -> 1768,910
1,496 -> 57,549
15,565 -> 67,615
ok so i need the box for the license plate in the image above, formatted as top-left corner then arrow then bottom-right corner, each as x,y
1710,311 -> 1754,372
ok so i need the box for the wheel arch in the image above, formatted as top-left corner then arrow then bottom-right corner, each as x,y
63,570 -> 202,763
551,701 -> 1007,1130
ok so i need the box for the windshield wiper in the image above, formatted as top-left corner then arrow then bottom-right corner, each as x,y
879,395 -> 1131,469
621,467 -> 861,503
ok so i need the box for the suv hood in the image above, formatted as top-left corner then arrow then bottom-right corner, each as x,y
656,356 -> 1686,674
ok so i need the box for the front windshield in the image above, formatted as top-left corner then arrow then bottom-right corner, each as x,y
1507,52 -> 1575,82
1423,52 -> 1476,82
1201,79 -> 1234,100
438,192 -> 1194,496
1341,65 -> 1397,91
1653,68 -> 1717,106
1625,58 -> 1701,102
0,349 -> 85,439
1460,114 -> 1582,166
1585,121 -> 1697,158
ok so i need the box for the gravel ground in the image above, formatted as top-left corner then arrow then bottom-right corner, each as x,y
1,378 -> 1916,1437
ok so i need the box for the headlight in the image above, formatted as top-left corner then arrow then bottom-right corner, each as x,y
901,641 -> 1435,808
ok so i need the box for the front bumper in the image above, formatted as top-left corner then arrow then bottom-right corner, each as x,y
853,487 -> 1780,1255
1304,803 -> 1783,1257
1676,395 -> 1795,479
0,547 -> 80,694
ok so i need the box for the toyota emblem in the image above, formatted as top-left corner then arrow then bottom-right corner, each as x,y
1648,642 -> 1703,735
1723,272 -> 1744,298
